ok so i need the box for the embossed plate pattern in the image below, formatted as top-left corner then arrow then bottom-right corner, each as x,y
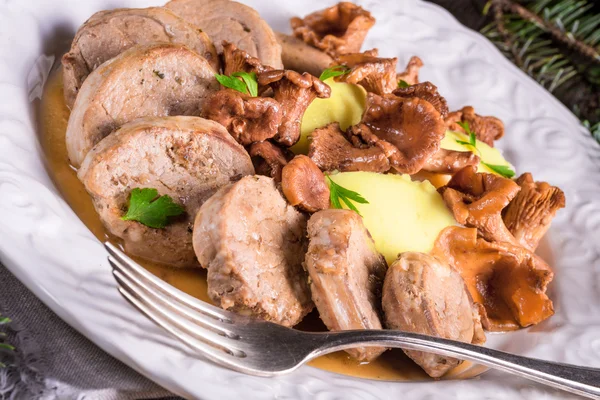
0,0 -> 599,398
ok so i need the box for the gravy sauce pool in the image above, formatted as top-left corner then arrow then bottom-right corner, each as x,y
40,67 -> 482,382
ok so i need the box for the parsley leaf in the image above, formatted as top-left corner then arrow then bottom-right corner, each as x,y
153,70 -> 165,79
453,121 -> 516,179
215,73 -> 250,95
319,65 -> 351,81
327,176 -> 369,216
398,79 -> 410,88
121,188 -> 185,229
481,162 -> 516,178
232,71 -> 258,97
0,313 -> 13,368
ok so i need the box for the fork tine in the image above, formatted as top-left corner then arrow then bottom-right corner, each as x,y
104,242 -> 232,321
115,281 -> 240,368
112,268 -> 246,356
109,257 -> 237,339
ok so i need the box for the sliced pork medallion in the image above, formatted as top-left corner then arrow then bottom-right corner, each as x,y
62,7 -> 218,108
305,209 -> 388,362
193,175 -> 312,327
166,0 -> 283,68
66,43 -> 219,168
78,116 -> 254,268
382,252 -> 486,378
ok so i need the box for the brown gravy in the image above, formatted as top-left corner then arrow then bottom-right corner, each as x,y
39,67 -> 482,382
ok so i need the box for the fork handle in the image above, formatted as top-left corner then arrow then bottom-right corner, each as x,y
313,330 -> 600,400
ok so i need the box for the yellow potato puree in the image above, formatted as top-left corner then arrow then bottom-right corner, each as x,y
293,78 -> 366,154
328,172 -> 457,264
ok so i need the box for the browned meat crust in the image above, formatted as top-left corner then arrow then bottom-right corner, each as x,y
77,116 -> 254,268
166,0 -> 283,68
193,175 -> 313,327
305,209 -> 387,362
382,252 -> 485,378
62,7 -> 218,108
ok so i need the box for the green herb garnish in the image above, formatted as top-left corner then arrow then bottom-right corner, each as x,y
121,188 -> 185,229
398,79 -> 410,88
319,65 -> 351,81
153,70 -> 165,79
215,71 -> 258,96
327,176 -> 369,216
454,121 -> 515,179
481,162 -> 516,178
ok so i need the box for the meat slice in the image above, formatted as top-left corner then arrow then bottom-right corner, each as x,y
382,252 -> 486,378
78,116 -> 254,268
275,32 -> 332,77
165,0 -> 283,68
66,43 -> 219,168
305,209 -> 388,362
193,175 -> 312,327
62,7 -> 218,108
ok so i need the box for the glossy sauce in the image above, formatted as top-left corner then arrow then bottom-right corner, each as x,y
39,67 -> 483,382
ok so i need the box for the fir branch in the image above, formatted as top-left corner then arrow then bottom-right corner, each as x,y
491,0 -> 600,63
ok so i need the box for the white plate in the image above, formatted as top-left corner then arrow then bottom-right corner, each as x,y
1,0 -> 599,398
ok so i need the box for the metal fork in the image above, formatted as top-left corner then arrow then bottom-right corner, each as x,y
105,243 -> 600,400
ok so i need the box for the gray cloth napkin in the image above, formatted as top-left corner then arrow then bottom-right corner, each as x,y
0,263 -> 181,400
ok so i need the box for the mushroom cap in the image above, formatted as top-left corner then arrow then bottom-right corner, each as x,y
396,56 -> 423,86
258,69 -> 331,147
422,148 -> 480,174
202,88 -> 282,146
439,165 -> 521,245
431,226 -> 554,331
393,81 -> 449,118
349,93 -> 445,174
291,2 -> 375,57
248,140 -> 293,182
445,106 -> 504,147
502,173 -> 566,251
308,122 -> 390,172
222,41 -> 273,76
333,49 -> 398,95
281,155 -> 330,212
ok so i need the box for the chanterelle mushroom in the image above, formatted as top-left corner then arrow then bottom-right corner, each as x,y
333,49 -> 398,95
258,69 -> 331,146
281,155 -> 330,212
393,81 -> 449,118
290,2 -> 375,57
309,122 -> 390,173
348,93 -> 445,174
202,88 -> 282,145
446,106 -> 504,147
439,165 -> 521,245
432,226 -> 554,331
503,173 -> 566,251
396,56 -> 423,86
422,148 -> 480,174
248,140 -> 293,182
